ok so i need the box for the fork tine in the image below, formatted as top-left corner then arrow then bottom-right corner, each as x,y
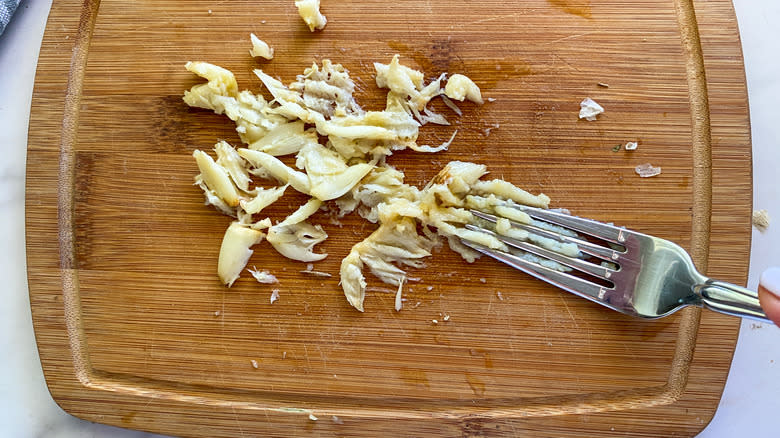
464,224 -> 616,280
461,240 -> 617,309
470,210 -> 621,261
506,205 -> 629,244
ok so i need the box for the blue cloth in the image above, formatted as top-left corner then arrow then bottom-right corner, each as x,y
0,0 -> 21,36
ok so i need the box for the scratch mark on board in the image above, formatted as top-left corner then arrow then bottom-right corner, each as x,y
316,345 -> 327,369
230,404 -> 246,438
558,295 -> 580,329
220,289 -> 226,331
303,344 -> 312,371
548,30 -> 599,45
468,13 -> 523,26
542,306 -> 552,346
551,53 -> 582,72
143,396 -> 156,409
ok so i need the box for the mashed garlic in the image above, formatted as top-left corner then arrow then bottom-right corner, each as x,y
444,74 -> 484,104
185,54 -> 570,311
336,160 -> 570,311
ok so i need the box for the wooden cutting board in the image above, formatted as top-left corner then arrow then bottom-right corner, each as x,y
26,0 -> 752,436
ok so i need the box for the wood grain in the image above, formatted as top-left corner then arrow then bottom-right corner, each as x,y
26,0 -> 751,436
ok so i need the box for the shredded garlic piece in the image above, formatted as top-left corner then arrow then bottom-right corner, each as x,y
240,185 -> 288,215
193,149 -> 240,207
218,222 -> 266,287
394,277 -> 405,311
249,33 -> 274,59
267,221 -> 328,262
295,0 -> 327,31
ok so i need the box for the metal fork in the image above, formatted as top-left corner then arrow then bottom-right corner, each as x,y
462,204 -> 771,323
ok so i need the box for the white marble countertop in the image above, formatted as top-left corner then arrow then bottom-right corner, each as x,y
1,2 -> 776,437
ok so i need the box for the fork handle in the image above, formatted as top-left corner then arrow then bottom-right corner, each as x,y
697,280 -> 772,323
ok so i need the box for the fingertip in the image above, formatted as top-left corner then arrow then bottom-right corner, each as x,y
759,267 -> 780,298
758,284 -> 780,326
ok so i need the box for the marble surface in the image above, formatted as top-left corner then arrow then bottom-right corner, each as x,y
1,1 -> 776,437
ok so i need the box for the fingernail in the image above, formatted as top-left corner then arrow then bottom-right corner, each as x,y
760,267 -> 780,298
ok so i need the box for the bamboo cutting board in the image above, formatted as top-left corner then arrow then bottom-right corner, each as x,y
26,0 -> 752,436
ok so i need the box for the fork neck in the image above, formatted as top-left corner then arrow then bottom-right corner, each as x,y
694,279 -> 772,323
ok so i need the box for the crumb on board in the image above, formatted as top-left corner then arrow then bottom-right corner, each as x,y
753,209 -> 770,232
426,286 -> 434,291
579,97 -> 604,121
270,289 -> 280,303
309,413 -> 318,421
214,310 -> 221,317
250,359 -> 259,369
432,319 -> 439,324
482,123 -> 500,137
249,267 -> 279,284
597,82 -> 610,88
635,163 -> 661,178
479,278 -> 487,283
625,141 -> 638,151
283,351 -> 287,359
443,314 -> 450,321
496,291 -> 504,301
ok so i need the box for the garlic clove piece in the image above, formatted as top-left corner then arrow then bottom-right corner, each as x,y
218,222 -> 266,287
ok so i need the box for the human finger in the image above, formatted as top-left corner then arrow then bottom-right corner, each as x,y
757,267 -> 780,326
